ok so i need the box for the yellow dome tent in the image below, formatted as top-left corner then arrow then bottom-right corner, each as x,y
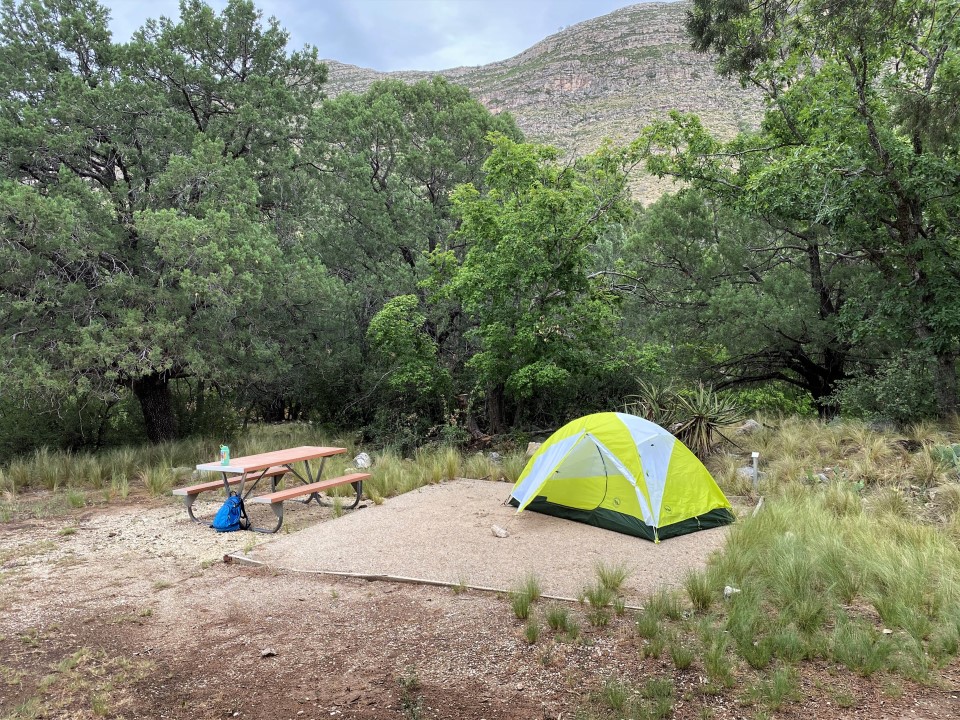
510,412 -> 734,542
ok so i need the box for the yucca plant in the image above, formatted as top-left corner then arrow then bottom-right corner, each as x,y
623,380 -> 679,427
673,383 -> 746,458
625,381 -> 744,458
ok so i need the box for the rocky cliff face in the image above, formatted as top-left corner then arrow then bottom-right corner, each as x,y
323,2 -> 762,202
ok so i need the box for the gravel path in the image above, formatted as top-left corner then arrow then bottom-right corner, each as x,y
243,478 -> 729,601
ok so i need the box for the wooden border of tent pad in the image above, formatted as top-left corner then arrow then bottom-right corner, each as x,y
222,555 -> 647,610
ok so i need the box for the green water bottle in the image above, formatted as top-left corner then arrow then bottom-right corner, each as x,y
220,445 -> 230,465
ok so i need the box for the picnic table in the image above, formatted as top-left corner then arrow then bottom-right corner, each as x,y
172,446 -> 371,533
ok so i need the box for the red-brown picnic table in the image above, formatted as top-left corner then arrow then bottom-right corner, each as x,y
173,446 -> 368,533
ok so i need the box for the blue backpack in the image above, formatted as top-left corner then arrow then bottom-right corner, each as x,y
211,493 -> 250,532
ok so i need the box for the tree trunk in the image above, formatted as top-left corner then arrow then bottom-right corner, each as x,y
486,383 -> 507,435
94,399 -> 118,451
261,396 -> 286,423
131,373 -> 179,443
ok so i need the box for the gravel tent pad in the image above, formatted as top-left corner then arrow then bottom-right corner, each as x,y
241,478 -> 730,602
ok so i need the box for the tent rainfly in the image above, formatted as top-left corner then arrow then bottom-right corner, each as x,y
509,412 -> 734,542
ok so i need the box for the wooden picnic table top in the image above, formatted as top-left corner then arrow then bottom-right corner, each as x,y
195,445 -> 347,475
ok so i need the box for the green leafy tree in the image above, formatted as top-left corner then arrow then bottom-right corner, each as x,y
635,0 -> 960,416
307,77 -> 521,429
0,0 -> 331,441
624,189 -> 879,416
444,134 -> 634,432
366,294 -> 451,416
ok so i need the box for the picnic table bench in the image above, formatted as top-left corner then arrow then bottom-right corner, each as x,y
174,446 -> 370,533
248,471 -> 371,532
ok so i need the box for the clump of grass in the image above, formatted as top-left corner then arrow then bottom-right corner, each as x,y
908,450 -> 946,488
397,667 -> 420,693
439,446 -> 461,481
91,692 -> 109,716
595,561 -> 630,592
139,467 -> 174,496
110,473 -> 130,500
598,676 -> 631,712
562,619 -> 581,642
742,666 -> 802,710
725,587 -> 768,666
414,448 -> 447,485
546,604 -> 571,632
904,421 -> 947,448
587,608 -> 610,628
868,487 -> 912,518
642,634 -> 665,658
0,468 -> 13,495
831,688 -> 857,708
365,445 -> 468,497
6,457 -> 32,491
57,526 -> 77,537
509,574 -> 542,620
517,573 -> 542,601
641,677 -> 674,700
462,453 -> 498,481
684,569 -> 714,614
582,582 -> 613,610
704,474 -> 960,677
612,596 -> 626,616
647,587 -> 683,620
524,617 -> 540,644
741,636 -> 775,670
511,592 -> 533,620
500,452 -> 528,483
929,484 -> 960,518
365,449 -> 409,498
822,482 -> 862,517
397,666 -> 423,719
769,626 -> 807,663
635,609 -> 660,639
331,496 -> 344,518
64,489 -> 86,509
669,638 -> 695,670
702,625 -> 735,688
12,698 -> 42,718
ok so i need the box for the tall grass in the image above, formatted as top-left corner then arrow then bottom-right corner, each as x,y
1,431 -> 525,522
704,484 -> 960,676
365,446 -> 464,500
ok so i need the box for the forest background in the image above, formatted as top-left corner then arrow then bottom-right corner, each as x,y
2,0 -> 959,460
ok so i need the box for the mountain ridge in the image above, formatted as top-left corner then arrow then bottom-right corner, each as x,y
322,2 -> 762,202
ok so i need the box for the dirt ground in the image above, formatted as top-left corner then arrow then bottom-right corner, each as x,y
1,486 -> 959,719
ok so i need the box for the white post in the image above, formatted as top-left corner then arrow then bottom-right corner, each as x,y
751,451 -> 760,490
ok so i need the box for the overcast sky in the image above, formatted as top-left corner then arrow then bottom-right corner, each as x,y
103,0 -> 654,71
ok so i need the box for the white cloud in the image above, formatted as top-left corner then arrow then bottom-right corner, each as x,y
100,0 -> 659,71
